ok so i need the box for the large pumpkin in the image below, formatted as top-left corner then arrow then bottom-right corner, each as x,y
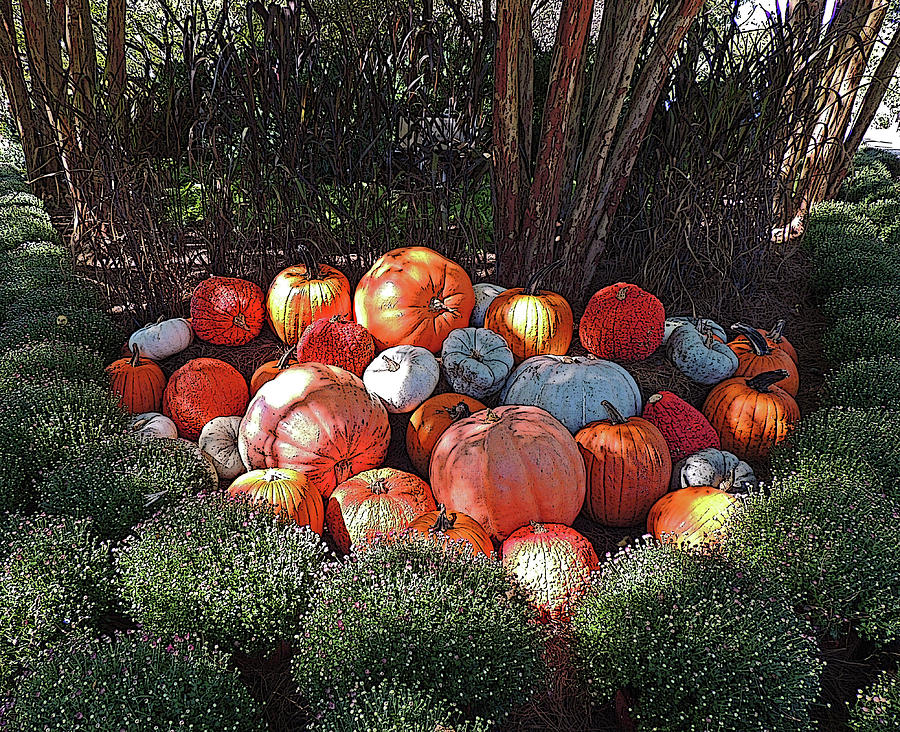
575,401 -> 672,527
727,323 -> 799,396
429,405 -> 586,542
354,246 -> 474,352
647,486 -> 739,549
227,468 -> 324,533
440,327 -> 514,400
405,504 -> 493,556
190,276 -> 266,346
405,393 -> 486,476
641,391 -> 720,463
127,316 -> 193,361
106,344 -> 167,414
266,247 -> 353,346
250,351 -> 299,395
325,468 -> 436,553
501,523 -> 599,622
579,282 -> 665,362
296,315 -> 375,378
238,363 -> 390,498
162,358 -> 249,440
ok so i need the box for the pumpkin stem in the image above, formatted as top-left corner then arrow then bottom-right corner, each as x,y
382,355 -> 401,372
264,469 -> 289,482
428,297 -> 448,312
431,504 -> 457,533
524,259 -> 563,295
155,314 -> 166,324
648,393 -> 663,404
233,312 -> 250,331
699,324 -> 715,349
130,417 -> 150,431
530,521 -> 547,533
768,319 -> 787,342
297,244 -> 323,279
129,343 -> 142,367
615,286 -> 629,301
329,314 -> 347,324
601,400 -> 628,425
482,408 -> 501,423
277,350 -> 295,370
369,478 -> 390,494
730,322 -> 771,356
746,369 -> 789,392
444,401 -> 472,422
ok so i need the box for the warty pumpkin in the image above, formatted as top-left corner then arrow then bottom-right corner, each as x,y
647,485 -> 739,549
295,315 -> 375,378
162,357 -> 250,440
405,393 -> 486,476
106,344 -> 167,414
579,282 -> 665,362
227,468 -> 324,533
641,391 -> 720,463
405,504 -> 493,556
727,323 -> 799,396
190,276 -> 266,346
250,350 -> 299,395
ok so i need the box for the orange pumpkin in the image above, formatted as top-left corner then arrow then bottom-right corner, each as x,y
106,344 -> 167,414
751,319 -> 798,365
266,247 -> 353,346
484,261 -> 573,363
647,485 -> 739,549
353,246 -> 475,352
190,276 -> 266,346
405,504 -> 494,556
325,468 -> 436,553
702,369 -> 800,461
405,393 -> 487,476
727,323 -> 799,396
227,468 -> 324,533
249,350 -> 299,394
162,358 -> 250,440
575,400 -> 672,527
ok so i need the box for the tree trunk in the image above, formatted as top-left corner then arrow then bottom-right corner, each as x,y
105,0 -> 128,135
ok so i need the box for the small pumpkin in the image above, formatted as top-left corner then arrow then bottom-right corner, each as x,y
702,369 -> 800,461
190,276 -> 266,346
363,345 -> 440,414
199,416 -> 245,481
128,412 -> 178,440
405,393 -> 487,476
727,323 -> 799,396
672,447 -> 756,493
667,322 -> 739,385
162,357 -> 250,440
296,315 -> 375,378
405,504 -> 493,556
250,350 -> 299,395
579,282 -> 665,362
441,327 -> 514,399
471,283 -> 507,328
662,316 -> 726,345
764,319 -> 798,364
501,522 -> 600,622
127,316 -> 193,361
647,485 -> 739,549
641,391 -> 720,463
227,468 -> 324,532
484,261 -> 573,363
326,468 -> 436,553
106,344 -> 167,414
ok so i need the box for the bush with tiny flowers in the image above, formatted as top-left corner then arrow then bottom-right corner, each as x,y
570,541 -> 822,732
803,201 -> 876,254
115,495 -> 329,656
291,536 -> 546,724
0,203 -> 59,251
2,280 -> 101,323
822,357 -> 900,408
10,631 -> 267,731
0,341 -> 105,385
848,671 -> 900,731
0,306 -> 124,361
823,286 -> 900,325
823,316 -> 900,364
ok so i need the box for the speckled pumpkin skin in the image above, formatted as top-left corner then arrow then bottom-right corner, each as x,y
501,523 -> 599,622
190,277 -> 266,346
641,391 -> 720,463
647,486 -> 739,549
295,316 -> 375,378
162,358 -> 250,440
579,283 -> 665,362
405,393 -> 486,476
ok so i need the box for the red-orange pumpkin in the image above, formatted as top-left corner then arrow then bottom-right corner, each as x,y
295,315 -> 375,378
579,282 -> 665,362
575,400 -> 672,527
353,246 -> 475,352
227,468 -> 324,533
647,485 -> 739,549
405,504 -> 493,557
249,351 -> 299,395
405,393 -> 487,476
326,468 -> 436,553
162,357 -> 249,440
501,522 -> 600,621
727,323 -> 799,396
190,276 -> 266,346
106,344 -> 167,414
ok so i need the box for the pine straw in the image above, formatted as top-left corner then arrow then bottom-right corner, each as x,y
157,326 -> 287,380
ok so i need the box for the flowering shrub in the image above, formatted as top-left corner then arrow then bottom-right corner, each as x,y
0,204 -> 58,251
822,357 -> 900,408
0,514 -> 115,681
823,286 -> 900,325
291,537 -> 545,724
0,341 -> 104,384
0,307 -> 124,361
803,201 -> 876,254
10,632 -> 266,731
115,495 -> 328,656
3,281 -> 101,322
849,672 -> 900,731
813,246 -> 900,296
41,436 -> 219,539
823,317 -> 900,364
570,542 -> 822,732
0,240 -> 68,270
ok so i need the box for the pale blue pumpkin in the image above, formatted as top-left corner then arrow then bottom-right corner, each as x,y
662,316 -> 727,346
667,322 -> 738,385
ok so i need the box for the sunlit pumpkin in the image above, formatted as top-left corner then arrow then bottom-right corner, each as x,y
727,323 -> 799,396
227,468 -> 324,533
296,315 -> 375,377
106,344 -> 167,414
250,350 -> 299,395
405,504 -> 493,556
647,485 -> 739,549
162,357 -> 249,440
405,393 -> 486,476
190,276 -> 266,346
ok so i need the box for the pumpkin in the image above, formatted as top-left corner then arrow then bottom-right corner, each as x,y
296,315 -> 375,378
647,485 -> 739,549
483,261 -> 573,363
190,276 -> 266,346
127,316 -> 193,361
471,283 -> 507,328
727,323 -> 799,396
429,405 -> 586,542
354,246 -> 474,352
266,246 -> 353,346
441,327 -> 514,399
702,369 -> 800,461
199,416 -> 245,481
501,522 -> 600,622
161,358 -> 250,440
662,316 -> 726,345
641,391 -> 720,463
579,282 -> 665,362
227,468 -> 324,533
405,504 -> 493,556
500,354 -> 641,434
667,322 -> 739,385
238,363 -> 390,498
106,344 -> 167,414
128,412 -> 178,440
405,393 -> 486,476
672,447 -> 756,493
362,345 -> 440,414
325,468 -> 436,553
575,400 -> 672,527
250,350 -> 299,395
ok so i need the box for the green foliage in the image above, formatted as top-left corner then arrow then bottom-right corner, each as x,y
824,286 -> 900,325
841,158 -> 896,204
0,307 -> 124,362
1,280 -> 101,323
40,436 -> 218,540
813,245 -> 900,297
0,514 -> 115,681
823,357 -> 900,408
862,198 -> 900,244
0,240 -> 68,270
0,341 -> 105,384
291,537 -> 546,724
853,147 -> 900,180
0,191 -> 42,209
115,495 -> 328,656
0,204 -> 58,250
848,671 -> 900,731
570,542 -> 822,732
804,201 -> 877,254
11,632 -> 267,731
823,316 -> 900,363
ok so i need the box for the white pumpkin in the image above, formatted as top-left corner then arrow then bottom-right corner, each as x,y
128,316 -> 194,361
672,447 -> 757,493
129,412 -> 178,440
470,283 -> 507,328
173,438 -> 221,485
199,416 -> 245,480
363,345 -> 439,413
441,327 -> 514,399
500,355 -> 642,434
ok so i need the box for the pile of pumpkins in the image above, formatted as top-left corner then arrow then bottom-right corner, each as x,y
107,245 -> 801,621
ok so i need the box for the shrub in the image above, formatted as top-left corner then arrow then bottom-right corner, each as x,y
0,191 -> 42,209
823,316 -> 900,364
570,542 -> 822,732
841,159 -> 895,203
0,205 -> 58,249
848,671 -> 900,731
804,201 -> 877,254
723,455 -> 900,643
863,197 -> 900,237
824,286 -> 900,325
291,537 -> 546,724
853,146 -> 900,179
0,267 -> 79,322
0,514 -> 115,681
823,357 -> 900,408
813,246 -> 900,297
0,307 -> 124,362
11,632 -> 267,731
2,281 -> 101,322
0,341 -> 105,384
40,436 -> 218,540
0,240 -> 68,269
115,495 -> 328,656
